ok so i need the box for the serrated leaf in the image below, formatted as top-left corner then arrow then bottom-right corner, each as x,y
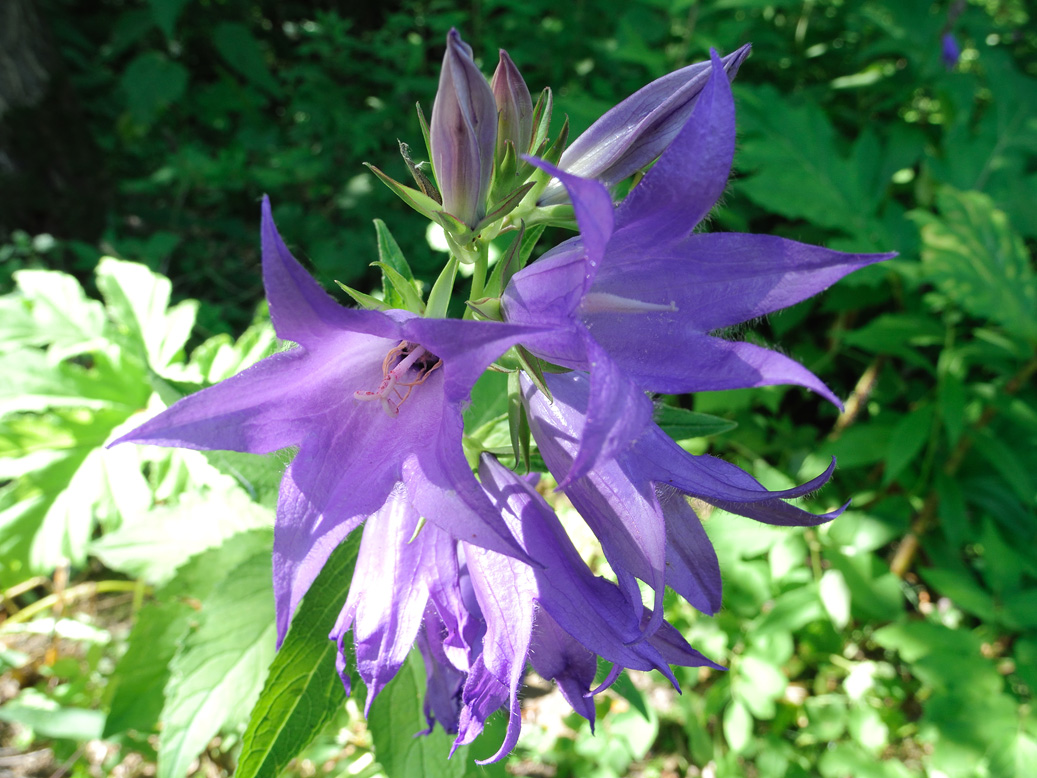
236,535 -> 361,778
913,189 -> 1037,342
158,549 -> 277,778
105,529 -> 273,738
92,484 -> 273,585
95,257 -> 198,371
0,270 -> 106,358
654,404 -> 737,441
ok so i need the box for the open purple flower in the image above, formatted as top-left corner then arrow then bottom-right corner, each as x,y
114,197 -> 544,644
504,50 -> 893,483
538,44 -> 751,205
523,371 -> 843,636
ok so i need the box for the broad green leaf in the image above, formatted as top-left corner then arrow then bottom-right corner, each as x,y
819,568 -> 852,629
236,535 -> 361,778
149,0 -> 191,39
158,549 -> 277,778
722,699 -> 752,753
121,52 -> 189,124
367,651 -> 505,777
0,349 -> 146,416
92,483 -> 273,585
212,22 -> 282,97
0,270 -> 106,358
95,257 -> 199,371
654,404 -> 737,441
0,689 -> 105,741
105,529 -> 273,737
735,654 -> 787,719
912,189 -> 1037,342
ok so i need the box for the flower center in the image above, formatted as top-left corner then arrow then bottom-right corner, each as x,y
354,342 -> 443,418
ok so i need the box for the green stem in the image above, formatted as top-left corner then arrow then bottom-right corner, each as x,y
1,580 -> 150,628
465,241 -> 490,319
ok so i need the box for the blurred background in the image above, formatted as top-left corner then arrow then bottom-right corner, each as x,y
1,1 -> 1035,777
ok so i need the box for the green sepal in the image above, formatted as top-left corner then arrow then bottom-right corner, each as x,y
364,162 -> 442,221
529,87 -> 553,158
490,140 -> 520,203
508,370 -> 532,474
474,181 -> 535,236
334,280 -> 390,311
426,255 -> 459,319
516,345 -> 552,402
398,141 -> 441,203
465,297 -> 502,321
372,261 -> 425,314
415,102 -> 433,172
373,218 -> 419,311
429,208 -> 472,245
542,115 -> 570,166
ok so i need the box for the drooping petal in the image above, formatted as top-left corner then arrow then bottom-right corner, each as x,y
560,334 -> 653,487
528,610 -> 598,726
614,49 -> 735,242
329,487 -> 434,709
540,44 -> 750,204
417,612 -> 467,735
656,486 -> 722,615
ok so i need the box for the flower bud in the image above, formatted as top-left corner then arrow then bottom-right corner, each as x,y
539,44 -> 752,205
430,29 -> 498,229
491,49 -> 534,159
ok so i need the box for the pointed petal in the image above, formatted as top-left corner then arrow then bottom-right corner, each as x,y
597,327 -> 843,407
560,336 -> 653,486
417,617 -> 466,735
524,157 -> 614,292
614,49 -> 734,242
113,348 -> 313,453
657,487 -> 722,614
589,232 -> 895,333
261,197 -> 399,348
529,610 -> 598,726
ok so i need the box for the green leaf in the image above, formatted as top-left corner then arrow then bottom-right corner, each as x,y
121,52 -> 189,124
105,529 -> 273,737
722,699 -> 752,753
236,535 -> 361,778
653,404 -> 737,441
0,689 -> 105,741
92,483 -> 273,585
883,405 -> 934,486
212,22 -> 282,97
819,568 -> 852,629
736,654 -> 787,719
149,0 -> 190,39
912,189 -> 1037,342
0,270 -> 106,358
373,261 -> 425,314
95,257 -> 199,371
158,549 -> 277,778
368,651 -> 505,776
374,219 -> 415,282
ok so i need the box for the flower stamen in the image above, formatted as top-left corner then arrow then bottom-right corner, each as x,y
354,342 -> 443,418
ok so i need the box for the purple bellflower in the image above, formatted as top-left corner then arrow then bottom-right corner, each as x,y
504,50 -> 894,484
430,29 -> 499,229
941,32 -> 961,70
343,453 -> 720,763
538,44 -> 752,205
113,197 -> 546,645
523,371 -> 844,637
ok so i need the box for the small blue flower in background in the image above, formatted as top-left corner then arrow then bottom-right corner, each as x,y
942,32 -> 961,69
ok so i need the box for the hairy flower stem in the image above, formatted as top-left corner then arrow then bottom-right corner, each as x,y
464,241 -> 491,319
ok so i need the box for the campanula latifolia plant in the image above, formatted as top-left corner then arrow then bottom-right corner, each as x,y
114,30 -> 891,761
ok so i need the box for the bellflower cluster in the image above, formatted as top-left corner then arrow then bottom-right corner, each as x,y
115,29 -> 891,762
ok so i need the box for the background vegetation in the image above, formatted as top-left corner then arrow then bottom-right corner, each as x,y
1,0 -> 1035,776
